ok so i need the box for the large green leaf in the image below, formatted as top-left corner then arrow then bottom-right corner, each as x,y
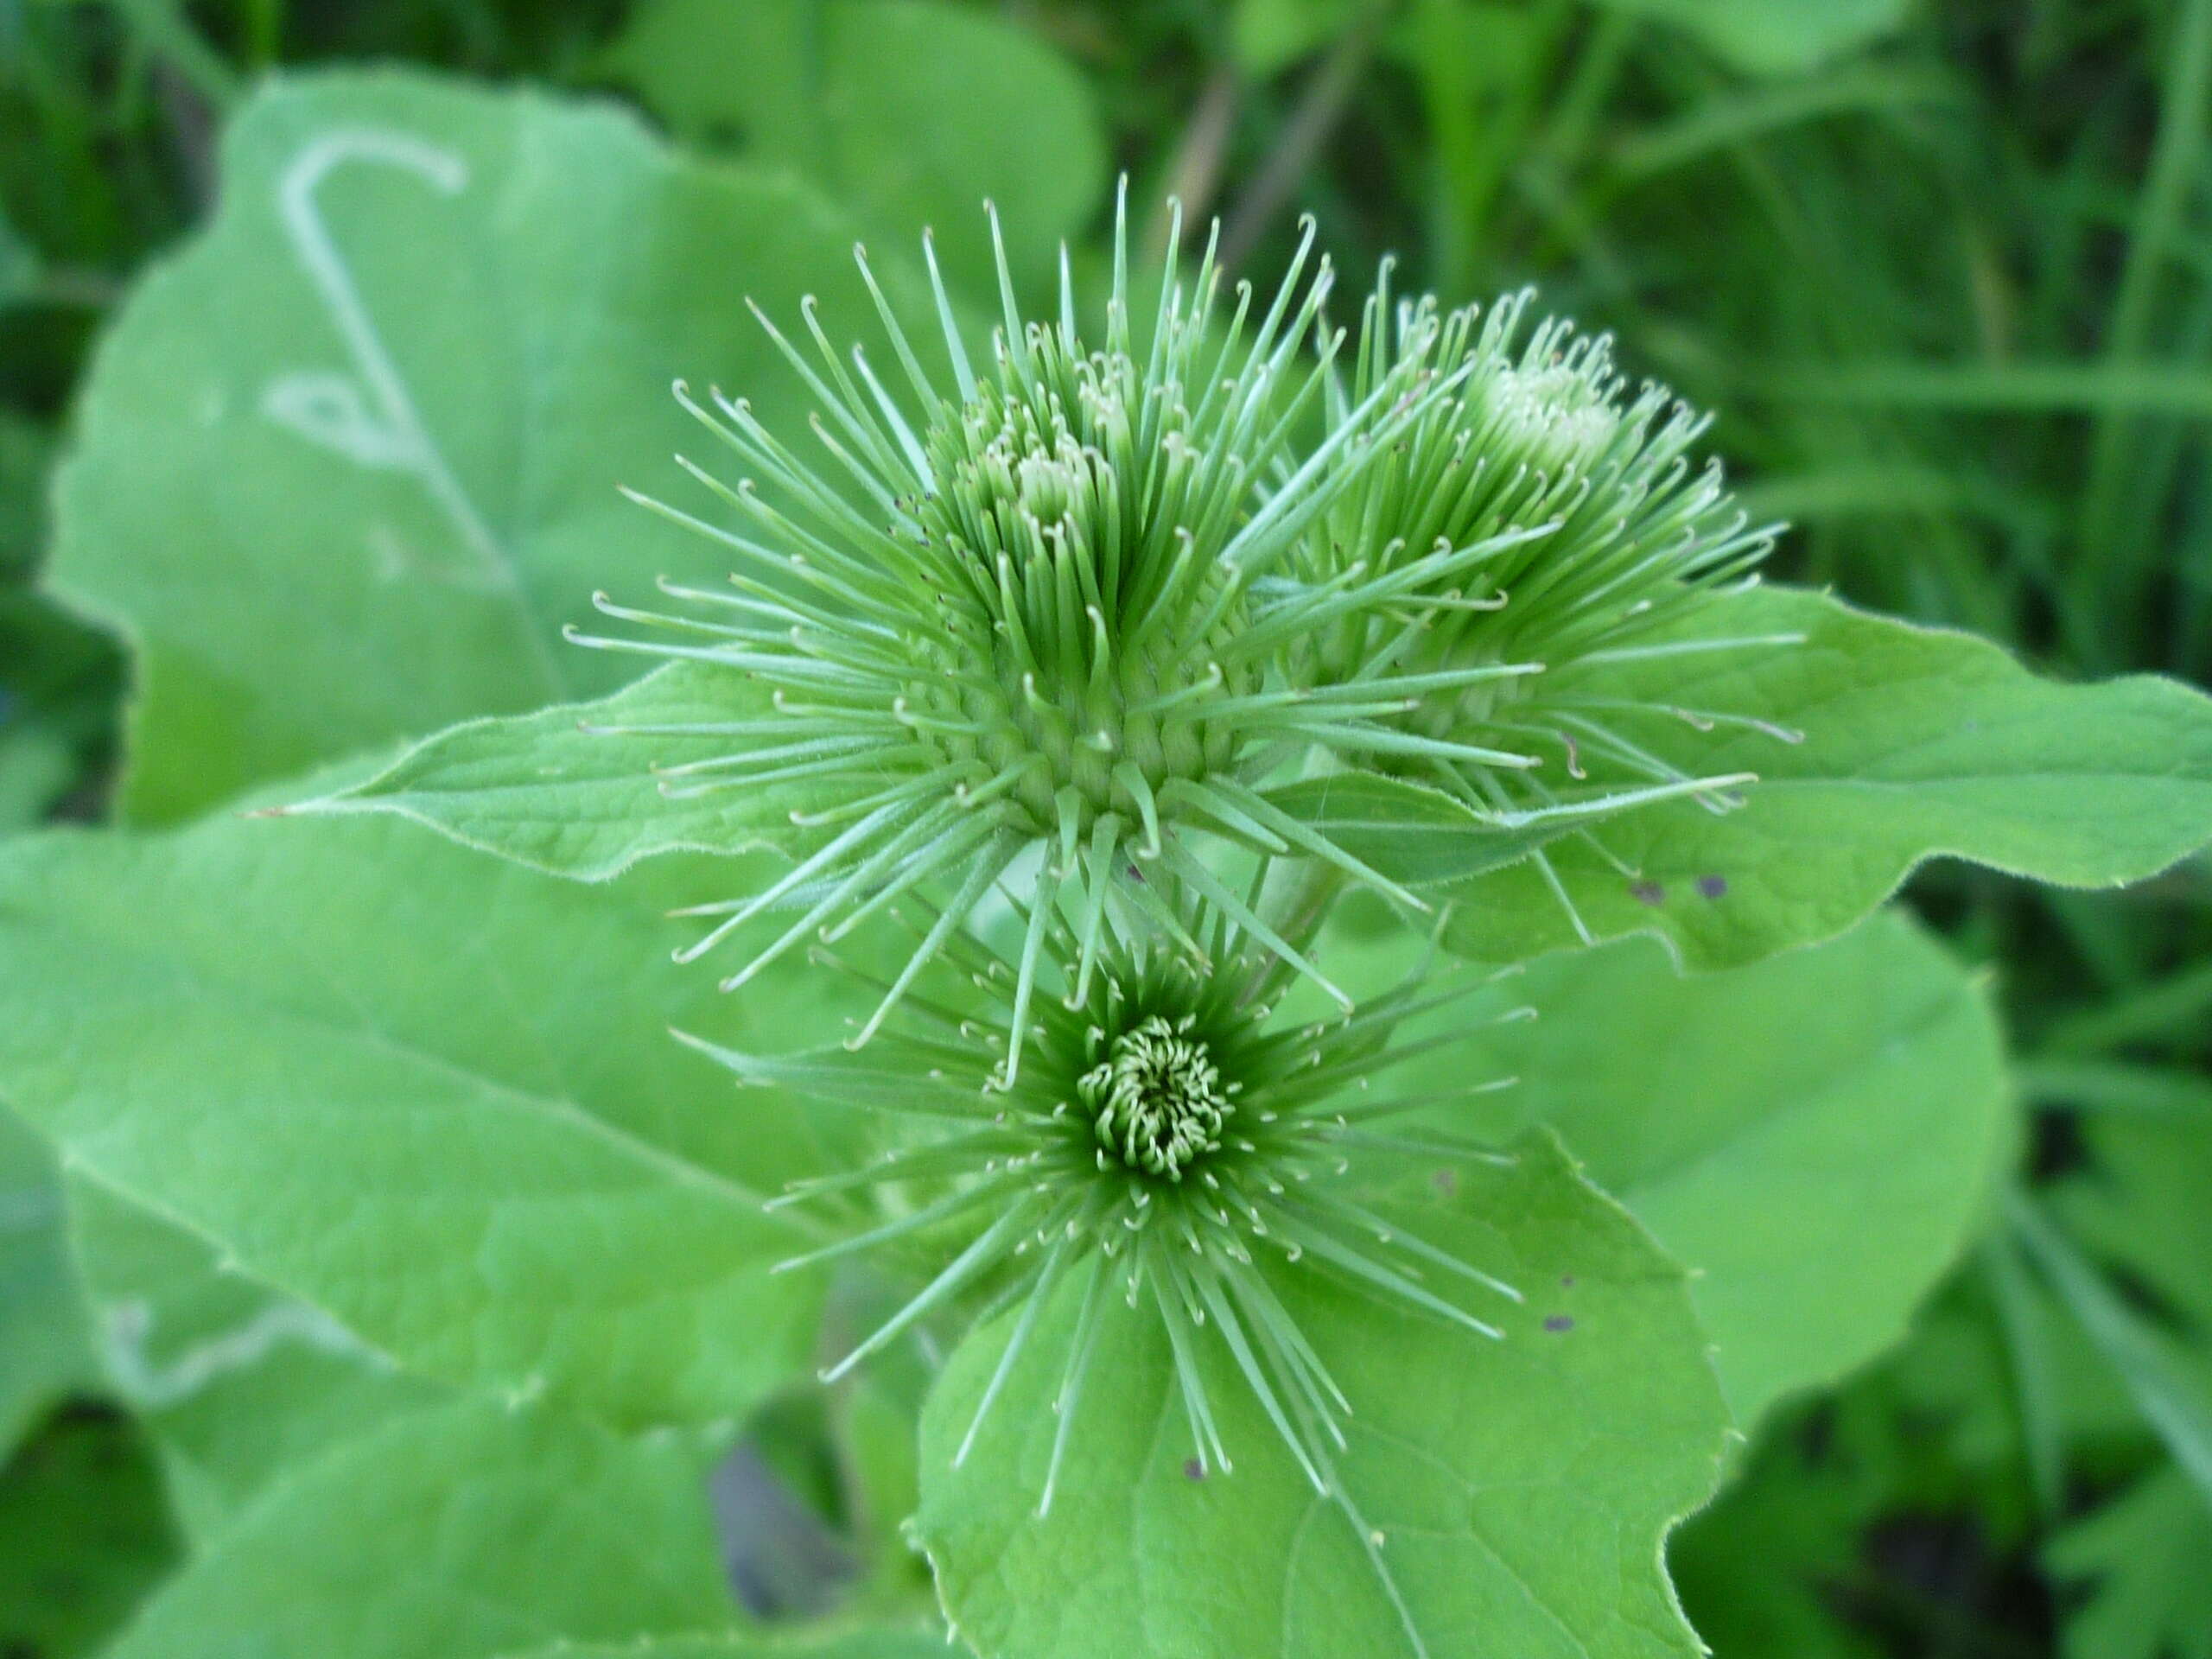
1323,905 -> 2012,1424
2047,1465 -> 2212,1659
0,1105 -> 99,1457
1591,0 -> 1909,75
496,1632 -> 955,1659
603,0 -> 1106,302
0,807 -> 876,1427
48,70 -> 931,823
66,1176 -> 442,1542
298,588 -> 2212,983
913,1131 -> 1727,1659
1437,588 -> 2212,970
99,1396 -> 734,1659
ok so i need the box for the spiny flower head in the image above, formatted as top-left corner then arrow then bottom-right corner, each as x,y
571,191 -> 1562,1063
1287,279 -> 1805,938
678,880 -> 1530,1510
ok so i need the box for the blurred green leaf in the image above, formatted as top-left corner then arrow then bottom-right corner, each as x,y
0,1403 -> 180,1659
1591,0 -> 1910,78
100,1396 -> 735,1659
604,0 -> 1107,300
67,1177 -> 442,1543
0,804 -> 881,1429
0,724 -> 73,828
49,69 -> 935,823
0,410 -> 53,575
0,208 -> 41,312
2048,1465 -> 2212,1659
1231,0 -> 1361,77
2056,1108 -> 2212,1335
2012,1193 -> 2212,1507
0,1106 -> 99,1458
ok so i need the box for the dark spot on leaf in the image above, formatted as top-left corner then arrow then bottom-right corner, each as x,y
1432,1167 -> 1458,1198
1697,874 -> 1728,899
1559,1274 -> 1575,1288
1630,880 -> 1664,906
1544,1315 -> 1574,1333
1184,1458 -> 1206,1481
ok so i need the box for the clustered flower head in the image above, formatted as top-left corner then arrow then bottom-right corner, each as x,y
582,192 -> 1803,1494
678,881 -> 1529,1509
1283,276 -> 1804,938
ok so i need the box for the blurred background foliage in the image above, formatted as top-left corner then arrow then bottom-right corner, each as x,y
2,0 -> 2208,1655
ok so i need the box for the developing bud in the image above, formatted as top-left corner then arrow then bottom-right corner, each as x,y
681,876 -> 1530,1509
570,192 -> 1562,1063
1284,280 -> 1802,939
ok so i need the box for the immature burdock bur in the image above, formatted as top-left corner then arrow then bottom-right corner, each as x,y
1291,279 -> 1808,938
677,880 -> 1529,1513
573,192 -> 1577,1067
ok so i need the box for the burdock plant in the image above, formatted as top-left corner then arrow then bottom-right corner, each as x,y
561,193 -> 1591,1059
261,129 -> 2212,1658
1287,279 -> 1806,939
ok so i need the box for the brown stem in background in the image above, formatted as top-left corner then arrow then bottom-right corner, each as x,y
1218,7 -> 1386,275
1147,67 -> 1242,262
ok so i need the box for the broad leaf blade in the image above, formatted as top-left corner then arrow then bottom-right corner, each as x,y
0,810 -> 868,1427
495,1633 -> 955,1659
605,0 -> 1106,301
48,70 -> 931,822
914,1132 -> 1727,1659
1590,0 -> 1908,74
1438,588 -> 2212,969
100,1397 -> 734,1659
1321,905 -> 2012,1424
67,1176 -> 442,1543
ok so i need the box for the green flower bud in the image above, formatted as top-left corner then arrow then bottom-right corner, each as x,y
680,878 -> 1529,1510
1283,278 -> 1803,939
570,192 -> 1552,1065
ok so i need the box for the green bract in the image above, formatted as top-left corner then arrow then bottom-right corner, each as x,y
1294,283 -> 1791,941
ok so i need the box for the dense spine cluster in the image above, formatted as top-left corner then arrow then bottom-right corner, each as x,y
1285,278 -> 1802,936
683,884 -> 1527,1509
582,194 -> 1804,1510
